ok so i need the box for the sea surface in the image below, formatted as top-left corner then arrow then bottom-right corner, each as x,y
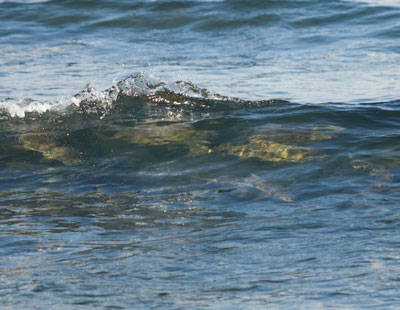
1,0 -> 400,309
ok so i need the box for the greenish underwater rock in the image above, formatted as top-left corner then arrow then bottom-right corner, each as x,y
97,121 -> 215,157
18,134 -> 80,165
214,135 -> 313,163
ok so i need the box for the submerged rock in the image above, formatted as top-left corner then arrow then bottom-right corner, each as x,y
98,121 -> 215,157
352,160 -> 393,184
212,125 -> 340,163
18,134 -> 80,165
215,135 -> 313,163
351,159 -> 394,195
97,123 -> 338,163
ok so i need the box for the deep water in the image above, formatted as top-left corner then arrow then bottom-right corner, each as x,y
1,0 -> 400,309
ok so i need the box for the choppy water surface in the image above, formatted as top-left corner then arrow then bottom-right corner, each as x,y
1,0 -> 400,309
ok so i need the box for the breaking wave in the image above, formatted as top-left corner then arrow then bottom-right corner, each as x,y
0,73 -> 253,118
2,73 -> 400,120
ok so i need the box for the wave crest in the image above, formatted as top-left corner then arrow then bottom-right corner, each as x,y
0,73 -> 232,118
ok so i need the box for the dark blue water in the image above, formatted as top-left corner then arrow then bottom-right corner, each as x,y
1,1 -> 400,309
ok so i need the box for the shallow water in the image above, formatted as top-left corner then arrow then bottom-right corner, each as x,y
1,1 -> 400,309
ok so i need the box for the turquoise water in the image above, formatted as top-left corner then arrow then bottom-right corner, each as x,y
1,1 -> 400,309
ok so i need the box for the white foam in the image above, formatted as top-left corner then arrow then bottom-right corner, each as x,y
0,98 -> 53,118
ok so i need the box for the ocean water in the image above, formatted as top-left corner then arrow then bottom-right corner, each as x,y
1,0 -> 400,309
